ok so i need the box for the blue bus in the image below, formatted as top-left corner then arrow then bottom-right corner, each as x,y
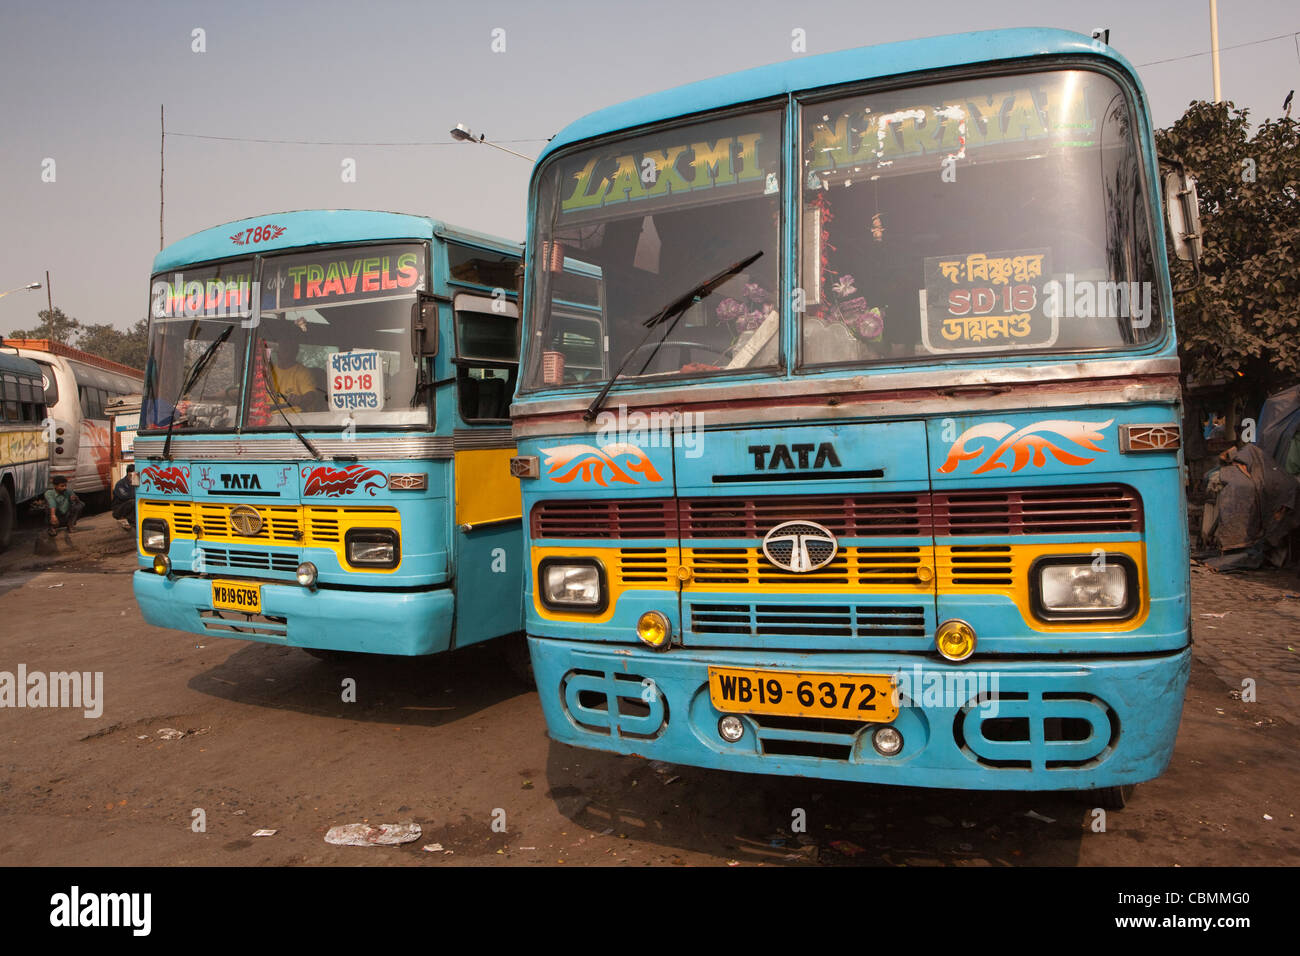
512,29 -> 1198,805
134,210 -> 527,658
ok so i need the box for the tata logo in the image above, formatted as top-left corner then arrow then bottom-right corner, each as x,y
220,473 -> 262,490
761,520 -> 839,573
228,505 -> 263,537
747,442 -> 842,471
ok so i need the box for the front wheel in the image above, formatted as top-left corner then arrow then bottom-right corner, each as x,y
1092,784 -> 1135,810
0,484 -> 14,551
498,634 -> 534,687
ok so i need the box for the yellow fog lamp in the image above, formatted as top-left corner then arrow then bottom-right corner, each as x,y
935,619 -> 976,662
152,554 -> 172,577
636,611 -> 672,650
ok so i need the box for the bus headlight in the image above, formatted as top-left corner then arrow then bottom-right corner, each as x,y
636,611 -> 672,650
344,528 -> 400,568
935,619 -> 977,661
538,558 -> 606,612
151,554 -> 171,577
296,562 -> 318,589
141,518 -> 169,554
1031,555 -> 1138,621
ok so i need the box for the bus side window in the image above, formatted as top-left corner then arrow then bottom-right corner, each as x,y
453,293 -> 519,424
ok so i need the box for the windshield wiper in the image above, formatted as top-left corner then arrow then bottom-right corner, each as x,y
265,373 -> 323,460
583,250 -> 761,423
161,323 -> 233,461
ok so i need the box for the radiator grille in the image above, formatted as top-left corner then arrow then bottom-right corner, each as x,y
689,602 -> 926,639
531,485 -> 1140,539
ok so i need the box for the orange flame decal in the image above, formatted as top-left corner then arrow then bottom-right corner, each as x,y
937,419 -> 1113,475
540,443 -> 664,486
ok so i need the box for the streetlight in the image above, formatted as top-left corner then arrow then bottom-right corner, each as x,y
449,123 -> 534,161
0,281 -> 41,300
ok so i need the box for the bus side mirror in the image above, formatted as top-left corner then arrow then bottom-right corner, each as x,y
413,293 -> 438,357
1164,169 -> 1203,264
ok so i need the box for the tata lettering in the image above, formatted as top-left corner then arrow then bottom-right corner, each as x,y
748,443 -> 842,470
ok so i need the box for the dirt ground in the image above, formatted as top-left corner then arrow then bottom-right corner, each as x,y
0,508 -> 1297,867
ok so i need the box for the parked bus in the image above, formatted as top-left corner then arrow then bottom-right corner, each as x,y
2,339 -> 143,501
0,351 -> 49,549
132,210 -> 527,658
512,29 -> 1199,806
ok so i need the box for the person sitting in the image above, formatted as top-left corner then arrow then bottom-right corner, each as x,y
112,465 -> 137,530
45,476 -> 84,538
266,338 -> 326,412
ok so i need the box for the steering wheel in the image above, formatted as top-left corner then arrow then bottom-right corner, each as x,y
620,339 -> 729,373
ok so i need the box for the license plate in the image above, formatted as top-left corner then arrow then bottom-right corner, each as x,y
211,580 -> 262,614
708,667 -> 898,723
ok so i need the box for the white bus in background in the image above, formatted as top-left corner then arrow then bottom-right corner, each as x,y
0,339 -> 143,502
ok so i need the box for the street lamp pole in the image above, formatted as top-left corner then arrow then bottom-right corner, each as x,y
449,123 -> 534,161
0,281 -> 41,300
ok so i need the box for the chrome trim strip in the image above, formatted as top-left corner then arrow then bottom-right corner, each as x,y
512,357 -> 1181,419
134,435 -> 454,460
513,381 -> 1182,438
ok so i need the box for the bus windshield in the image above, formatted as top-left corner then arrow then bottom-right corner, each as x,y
526,108 -> 784,390
142,243 -> 428,431
246,242 -> 426,429
142,259 -> 253,430
799,68 -> 1161,365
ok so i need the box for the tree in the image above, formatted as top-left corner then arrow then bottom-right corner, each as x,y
7,307 -> 80,344
1156,102 -> 1300,401
76,317 -> 149,369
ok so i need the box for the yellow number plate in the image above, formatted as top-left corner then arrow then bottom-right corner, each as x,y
708,667 -> 898,723
211,580 -> 262,614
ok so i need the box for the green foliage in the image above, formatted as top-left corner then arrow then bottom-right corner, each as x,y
76,318 -> 149,369
1156,101 -> 1300,395
6,309 -> 147,370
8,307 -> 80,344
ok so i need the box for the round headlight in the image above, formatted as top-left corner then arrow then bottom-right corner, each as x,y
152,554 -> 171,576
296,562 -> 318,589
872,726 -> 904,756
718,715 -> 745,742
636,611 -> 672,650
935,619 -> 977,662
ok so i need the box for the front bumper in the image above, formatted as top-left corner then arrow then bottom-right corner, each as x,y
134,570 -> 454,656
527,637 -> 1191,790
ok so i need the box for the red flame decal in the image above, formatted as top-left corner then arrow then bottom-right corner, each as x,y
301,464 -> 388,497
140,465 -> 190,494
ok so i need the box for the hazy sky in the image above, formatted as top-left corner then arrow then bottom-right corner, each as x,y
1,0 -> 1296,335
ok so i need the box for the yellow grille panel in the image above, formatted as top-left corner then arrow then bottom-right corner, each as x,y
138,499 -> 401,572
683,546 -> 932,592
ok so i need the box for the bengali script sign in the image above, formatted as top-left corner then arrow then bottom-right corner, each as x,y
922,248 -> 1055,353
328,350 -> 384,412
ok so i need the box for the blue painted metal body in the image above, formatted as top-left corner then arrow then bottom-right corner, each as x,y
133,210 -> 524,656
516,30 -> 1192,790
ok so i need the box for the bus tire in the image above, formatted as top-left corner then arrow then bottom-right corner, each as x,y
499,633 -> 534,687
302,647 -> 355,663
1093,784 -> 1135,810
0,484 -> 13,551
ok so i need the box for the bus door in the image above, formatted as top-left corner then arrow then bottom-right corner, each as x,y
450,293 -> 525,646
674,420 -> 938,653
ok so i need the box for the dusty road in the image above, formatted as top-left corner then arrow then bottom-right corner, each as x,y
0,511 -> 1297,867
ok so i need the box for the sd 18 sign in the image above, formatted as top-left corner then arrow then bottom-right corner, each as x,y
328,350 -> 385,412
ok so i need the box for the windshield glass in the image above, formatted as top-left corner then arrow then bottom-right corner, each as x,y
525,107 -> 783,390
799,69 -> 1161,365
246,242 -> 427,429
142,259 -> 253,430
